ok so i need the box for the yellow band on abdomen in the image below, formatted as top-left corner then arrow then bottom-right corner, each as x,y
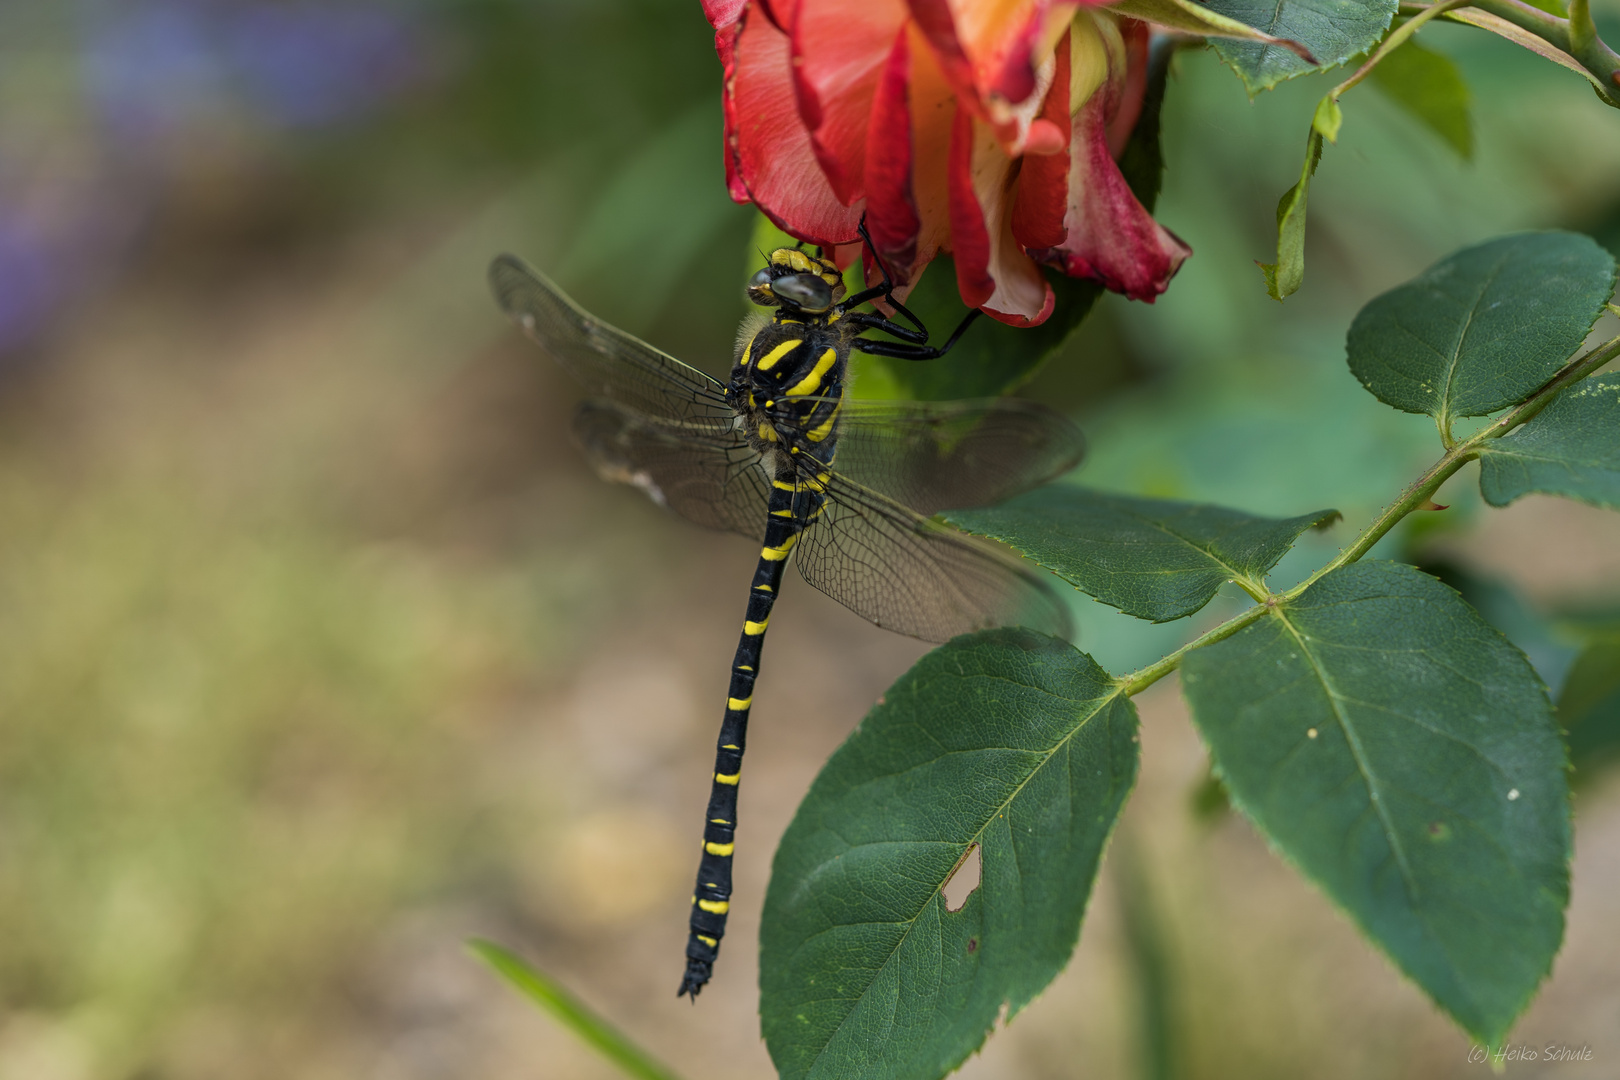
761,534 -> 797,561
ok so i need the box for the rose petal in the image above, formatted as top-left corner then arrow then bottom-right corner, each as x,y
1010,28 -> 1069,250
715,21 -> 751,204
864,27 -> 920,273
905,0 -> 1079,148
863,22 -> 956,295
758,0 -> 796,32
792,0 -> 908,205
732,5 -> 865,245
1035,72 -> 1189,301
702,0 -> 747,30
948,109 -> 1054,325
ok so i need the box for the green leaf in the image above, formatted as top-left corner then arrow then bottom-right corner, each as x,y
1312,95 -> 1343,142
1204,0 -> 1396,93
1369,38 -> 1474,159
1559,638 -> 1620,773
1109,0 -> 1316,65
561,102 -> 744,333
1478,374 -> 1620,509
1259,128 -> 1323,301
760,629 -> 1138,1080
1346,232 -> 1617,421
468,940 -> 685,1080
1180,562 -> 1571,1045
1415,556 -> 1580,690
945,487 -> 1339,623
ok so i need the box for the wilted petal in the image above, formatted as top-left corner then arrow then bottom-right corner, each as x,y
732,5 -> 865,245
1035,67 -> 1189,301
791,0 -> 908,204
949,109 -> 1054,325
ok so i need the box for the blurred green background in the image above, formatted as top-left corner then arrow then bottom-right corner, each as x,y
2,2 -> 1619,1078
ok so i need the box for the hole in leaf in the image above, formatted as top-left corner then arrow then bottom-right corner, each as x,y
966,937 -> 978,953
941,843 -> 981,912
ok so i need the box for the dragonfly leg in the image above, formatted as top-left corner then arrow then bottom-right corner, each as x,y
841,217 -> 984,361
850,308 -> 984,361
839,220 -> 923,330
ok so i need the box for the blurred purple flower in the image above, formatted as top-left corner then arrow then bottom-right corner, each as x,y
0,216 -> 61,355
84,0 -> 427,137
0,1 -> 430,358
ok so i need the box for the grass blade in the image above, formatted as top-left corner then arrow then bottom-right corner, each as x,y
468,939 -> 686,1080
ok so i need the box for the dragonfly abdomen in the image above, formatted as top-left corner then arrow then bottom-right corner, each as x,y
679,467 -> 827,999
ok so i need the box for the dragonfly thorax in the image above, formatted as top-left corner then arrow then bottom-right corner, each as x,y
730,317 -> 849,463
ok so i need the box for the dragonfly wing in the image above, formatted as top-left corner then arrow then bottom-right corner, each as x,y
829,398 -> 1084,514
572,401 -> 769,541
490,254 -> 735,429
795,472 -> 1073,644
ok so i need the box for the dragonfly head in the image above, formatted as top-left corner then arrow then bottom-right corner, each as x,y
747,248 -> 846,315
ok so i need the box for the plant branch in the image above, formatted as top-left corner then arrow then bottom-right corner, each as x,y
1118,603 -> 1273,696
1399,0 -> 1620,102
1117,330 -> 1620,697
1335,0 -> 1472,99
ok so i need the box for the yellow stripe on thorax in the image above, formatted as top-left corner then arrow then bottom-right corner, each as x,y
755,339 -> 802,371
806,400 -> 842,443
786,347 -> 839,397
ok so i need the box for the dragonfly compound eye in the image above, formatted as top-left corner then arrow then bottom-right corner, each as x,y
771,273 -> 833,312
746,267 -> 778,307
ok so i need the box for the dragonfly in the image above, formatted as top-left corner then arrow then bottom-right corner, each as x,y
489,237 -> 1084,998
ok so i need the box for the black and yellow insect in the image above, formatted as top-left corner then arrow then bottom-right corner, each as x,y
490,240 -> 1083,998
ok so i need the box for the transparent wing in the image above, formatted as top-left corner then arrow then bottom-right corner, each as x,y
796,470 -> 1073,644
822,397 -> 1085,514
490,254 -> 735,429
571,400 -> 769,540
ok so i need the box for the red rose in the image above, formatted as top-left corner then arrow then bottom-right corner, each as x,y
703,0 -> 1191,326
